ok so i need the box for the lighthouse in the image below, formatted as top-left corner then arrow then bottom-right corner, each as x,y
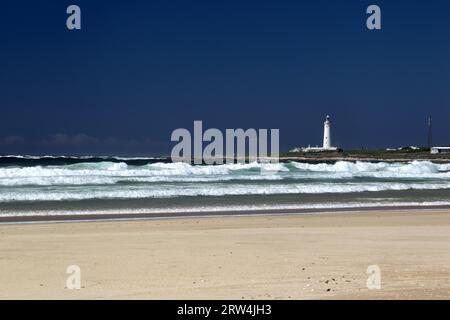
323,115 -> 332,149
288,115 -> 339,153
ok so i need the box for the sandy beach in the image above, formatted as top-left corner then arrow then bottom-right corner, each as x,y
1,209 -> 450,300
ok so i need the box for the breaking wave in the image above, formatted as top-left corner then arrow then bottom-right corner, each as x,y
0,160 -> 449,187
1,160 -> 450,203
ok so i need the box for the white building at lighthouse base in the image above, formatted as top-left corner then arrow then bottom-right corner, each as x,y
294,145 -> 339,153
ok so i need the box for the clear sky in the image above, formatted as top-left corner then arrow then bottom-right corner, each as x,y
1,0 -> 449,155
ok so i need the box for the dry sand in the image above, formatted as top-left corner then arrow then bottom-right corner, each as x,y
1,209 -> 450,299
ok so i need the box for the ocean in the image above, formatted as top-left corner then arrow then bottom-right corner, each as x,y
1,156 -> 450,219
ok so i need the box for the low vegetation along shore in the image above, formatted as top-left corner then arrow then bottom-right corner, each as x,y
282,149 -> 450,163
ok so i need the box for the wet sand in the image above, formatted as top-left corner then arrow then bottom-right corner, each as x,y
0,209 -> 450,299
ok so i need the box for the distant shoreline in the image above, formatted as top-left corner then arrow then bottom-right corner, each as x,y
2,151 -> 450,165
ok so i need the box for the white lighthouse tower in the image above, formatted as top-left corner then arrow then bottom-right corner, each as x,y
323,115 -> 332,149
288,115 -> 339,153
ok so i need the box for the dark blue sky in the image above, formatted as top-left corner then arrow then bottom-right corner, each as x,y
1,0 -> 449,155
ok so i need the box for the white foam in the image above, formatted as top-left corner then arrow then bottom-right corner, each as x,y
291,160 -> 450,178
0,181 -> 449,202
1,160 -> 450,201
1,201 -> 450,218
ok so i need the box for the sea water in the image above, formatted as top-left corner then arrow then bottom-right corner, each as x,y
1,156 -> 450,217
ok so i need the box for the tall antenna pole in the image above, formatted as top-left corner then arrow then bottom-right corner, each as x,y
427,116 -> 433,149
